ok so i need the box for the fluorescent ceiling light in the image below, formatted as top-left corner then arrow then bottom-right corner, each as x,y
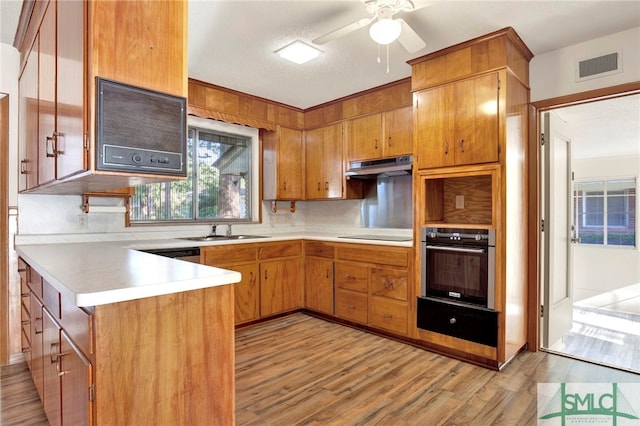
275,40 -> 322,64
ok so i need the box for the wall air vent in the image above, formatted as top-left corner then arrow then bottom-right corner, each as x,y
576,51 -> 622,82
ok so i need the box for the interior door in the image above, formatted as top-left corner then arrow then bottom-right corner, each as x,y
542,111 -> 574,348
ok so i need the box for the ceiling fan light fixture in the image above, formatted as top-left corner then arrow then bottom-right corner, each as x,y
275,40 -> 322,64
369,17 -> 402,45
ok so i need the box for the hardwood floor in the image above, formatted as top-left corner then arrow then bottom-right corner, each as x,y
0,362 -> 48,425
3,312 -> 639,425
236,313 -> 639,425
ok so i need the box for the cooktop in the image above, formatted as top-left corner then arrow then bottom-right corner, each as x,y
339,235 -> 413,242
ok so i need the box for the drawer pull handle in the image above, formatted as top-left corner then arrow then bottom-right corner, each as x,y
326,269 -> 329,278
22,320 -> 29,326
449,317 -> 457,325
459,139 -> 465,153
348,304 -> 356,310
444,141 -> 449,154
374,139 -> 378,149
346,274 -> 356,280
383,281 -> 394,289
383,314 -> 393,319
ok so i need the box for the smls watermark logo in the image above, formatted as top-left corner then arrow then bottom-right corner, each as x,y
538,383 -> 640,425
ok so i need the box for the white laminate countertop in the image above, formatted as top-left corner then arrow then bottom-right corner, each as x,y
16,242 -> 242,308
16,233 -> 413,308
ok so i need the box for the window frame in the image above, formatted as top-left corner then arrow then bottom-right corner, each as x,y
129,116 -> 261,225
574,177 -> 637,247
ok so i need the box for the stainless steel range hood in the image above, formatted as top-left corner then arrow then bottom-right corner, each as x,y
345,155 -> 412,178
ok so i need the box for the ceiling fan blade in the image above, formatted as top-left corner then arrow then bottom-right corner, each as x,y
312,18 -> 373,45
396,19 -> 426,53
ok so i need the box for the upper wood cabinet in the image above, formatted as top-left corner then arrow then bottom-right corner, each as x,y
415,73 -> 499,169
262,126 -> 304,200
305,123 -> 344,200
16,0 -> 188,194
345,106 -> 412,162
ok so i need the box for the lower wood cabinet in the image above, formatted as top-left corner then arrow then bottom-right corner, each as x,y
304,241 -> 413,337
20,257 -> 235,425
202,240 -> 303,323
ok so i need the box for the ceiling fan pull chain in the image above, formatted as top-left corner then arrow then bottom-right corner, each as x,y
386,44 -> 390,74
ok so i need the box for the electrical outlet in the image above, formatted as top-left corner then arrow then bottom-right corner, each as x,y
455,195 -> 465,209
78,214 -> 88,229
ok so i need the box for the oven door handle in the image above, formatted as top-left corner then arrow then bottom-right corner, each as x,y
425,245 -> 486,254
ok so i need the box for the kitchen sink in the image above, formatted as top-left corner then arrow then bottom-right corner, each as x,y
180,235 -> 231,241
179,235 -> 269,242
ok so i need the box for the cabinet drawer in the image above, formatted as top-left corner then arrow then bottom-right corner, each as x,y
417,297 -> 498,347
43,279 -> 61,319
370,297 -> 408,335
336,245 -> 409,268
370,268 -> 408,300
60,292 -> 93,357
304,241 -> 335,258
202,245 -> 257,265
29,269 -> 43,299
335,263 -> 368,293
335,288 -> 368,324
259,241 -> 301,259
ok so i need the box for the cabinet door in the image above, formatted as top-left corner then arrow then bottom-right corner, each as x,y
415,85 -> 455,169
304,258 -> 334,315
260,258 -> 302,317
226,263 -> 259,324
322,122 -> 343,199
277,127 -> 304,199
43,309 -> 61,426
30,294 -> 44,399
305,126 -> 325,200
60,331 -> 93,426
56,0 -> 86,179
346,113 -> 382,161
38,1 -> 57,186
383,106 -> 413,157
453,73 -> 499,165
18,40 -> 39,191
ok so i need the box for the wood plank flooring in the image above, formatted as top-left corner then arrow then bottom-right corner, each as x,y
3,312 -> 639,425
236,313 -> 639,425
0,362 -> 48,425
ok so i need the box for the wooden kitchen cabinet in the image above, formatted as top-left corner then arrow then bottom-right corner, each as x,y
415,73 -> 499,169
301,241 -> 412,336
305,123 -> 344,199
43,308 -> 62,426
15,0 -> 188,194
202,240 -> 303,322
18,0 -> 85,190
60,330 -> 92,426
18,35 -> 39,191
345,106 -> 413,162
263,126 -> 304,200
304,241 -> 336,316
20,256 -> 235,425
202,244 -> 260,324
410,27 -> 533,367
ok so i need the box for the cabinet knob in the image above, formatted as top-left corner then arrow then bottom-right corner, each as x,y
449,317 -> 457,325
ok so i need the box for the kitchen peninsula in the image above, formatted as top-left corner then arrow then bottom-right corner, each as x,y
16,242 -> 241,425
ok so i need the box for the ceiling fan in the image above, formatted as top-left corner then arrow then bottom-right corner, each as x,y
312,0 -> 427,54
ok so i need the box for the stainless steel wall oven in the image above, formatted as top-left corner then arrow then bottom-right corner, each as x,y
417,227 -> 498,347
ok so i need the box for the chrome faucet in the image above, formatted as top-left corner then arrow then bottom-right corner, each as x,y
210,224 -> 218,236
226,223 -> 232,237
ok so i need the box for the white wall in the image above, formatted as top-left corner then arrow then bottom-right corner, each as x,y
1,42 -> 19,207
572,155 -> 640,301
530,27 -> 640,102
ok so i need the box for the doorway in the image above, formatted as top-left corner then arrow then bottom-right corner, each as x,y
539,92 -> 640,373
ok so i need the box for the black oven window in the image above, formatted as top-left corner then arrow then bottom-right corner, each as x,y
427,249 -> 488,303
